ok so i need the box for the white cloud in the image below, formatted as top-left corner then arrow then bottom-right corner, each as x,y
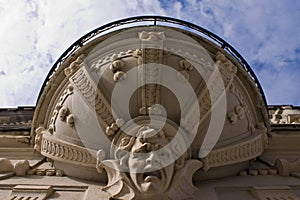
161,0 -> 300,105
0,0 -> 299,107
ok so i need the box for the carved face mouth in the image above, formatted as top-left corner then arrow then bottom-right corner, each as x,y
134,168 -> 165,193
143,170 -> 162,182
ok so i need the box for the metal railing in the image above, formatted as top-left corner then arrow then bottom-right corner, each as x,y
37,16 -> 267,105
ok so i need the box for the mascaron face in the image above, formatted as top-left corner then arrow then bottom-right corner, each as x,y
127,127 -> 175,194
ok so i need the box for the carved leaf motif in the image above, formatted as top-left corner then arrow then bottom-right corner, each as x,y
168,159 -> 202,199
227,105 -> 246,125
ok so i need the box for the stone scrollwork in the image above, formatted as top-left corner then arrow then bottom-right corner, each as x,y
24,25 -> 276,199
177,59 -> 193,82
34,126 -> 45,152
96,149 -> 106,173
97,121 -> 202,200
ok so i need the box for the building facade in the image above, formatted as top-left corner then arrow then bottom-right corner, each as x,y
0,16 -> 300,200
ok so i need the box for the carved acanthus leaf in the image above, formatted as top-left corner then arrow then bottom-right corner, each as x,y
168,159 -> 203,200
101,160 -> 135,200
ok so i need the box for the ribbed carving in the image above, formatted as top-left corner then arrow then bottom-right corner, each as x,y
138,31 -> 165,114
41,134 -> 96,167
204,134 -> 263,168
71,68 -> 114,125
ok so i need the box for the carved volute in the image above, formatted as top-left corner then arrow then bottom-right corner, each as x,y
31,24 -> 269,199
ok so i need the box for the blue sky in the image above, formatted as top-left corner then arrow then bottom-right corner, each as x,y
0,0 -> 299,107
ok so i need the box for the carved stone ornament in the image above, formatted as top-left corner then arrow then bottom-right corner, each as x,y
40,131 -> 97,168
29,25 -> 272,200
0,158 -> 14,173
10,185 -> 54,200
34,126 -> 45,152
48,84 -> 74,134
70,67 -> 115,130
136,31 -> 165,116
276,158 -> 300,176
64,54 -> 86,77
251,186 -> 300,200
0,158 -> 30,176
110,59 -> 126,82
177,59 -> 193,81
97,119 -> 202,200
227,105 -> 245,124
206,134 -> 264,169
